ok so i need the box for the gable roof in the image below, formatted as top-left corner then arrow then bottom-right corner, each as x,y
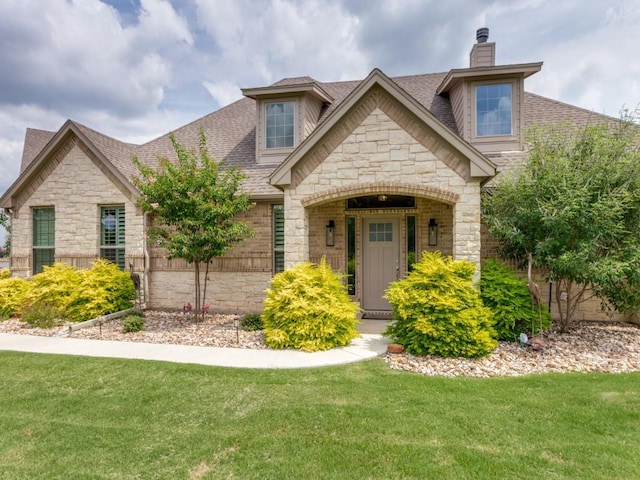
21,128 -> 55,172
269,68 -> 496,186
3,67 -> 619,208
0,120 -> 139,209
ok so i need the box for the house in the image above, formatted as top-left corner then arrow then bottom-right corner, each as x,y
0,29 -> 615,320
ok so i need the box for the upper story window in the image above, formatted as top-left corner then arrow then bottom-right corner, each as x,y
265,101 -> 294,148
476,84 -> 512,136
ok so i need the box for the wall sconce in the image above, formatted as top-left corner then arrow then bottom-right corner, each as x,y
326,220 -> 335,246
428,218 -> 438,246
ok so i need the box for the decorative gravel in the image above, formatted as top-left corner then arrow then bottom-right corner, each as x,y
1,311 -> 639,377
384,322 -> 640,377
0,310 -> 266,350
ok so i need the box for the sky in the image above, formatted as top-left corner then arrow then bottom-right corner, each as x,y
1,0 -> 639,243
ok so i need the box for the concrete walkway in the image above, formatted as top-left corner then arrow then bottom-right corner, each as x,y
0,332 -> 391,369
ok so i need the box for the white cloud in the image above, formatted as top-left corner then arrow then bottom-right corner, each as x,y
1,0 -> 640,204
202,81 -> 243,108
0,0 -> 192,115
194,0 -> 369,85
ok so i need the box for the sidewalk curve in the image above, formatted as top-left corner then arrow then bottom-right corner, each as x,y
0,333 -> 390,369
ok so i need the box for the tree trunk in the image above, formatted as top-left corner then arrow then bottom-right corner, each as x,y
556,278 -> 588,332
201,260 -> 210,322
194,260 -> 201,320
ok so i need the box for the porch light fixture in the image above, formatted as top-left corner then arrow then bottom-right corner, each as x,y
326,220 -> 335,247
378,194 -> 388,202
428,218 -> 438,246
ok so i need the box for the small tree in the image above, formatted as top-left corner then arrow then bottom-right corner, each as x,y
483,114 -> 640,331
0,209 -> 9,258
133,132 -> 254,317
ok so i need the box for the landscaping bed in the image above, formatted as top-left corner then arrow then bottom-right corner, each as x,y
0,310 -> 265,349
1,312 -> 638,376
384,322 -> 640,377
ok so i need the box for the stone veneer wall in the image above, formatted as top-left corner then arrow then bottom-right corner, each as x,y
10,138 -> 143,277
284,89 -> 482,280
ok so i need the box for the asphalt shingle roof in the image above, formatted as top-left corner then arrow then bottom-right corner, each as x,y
17,71 -> 617,198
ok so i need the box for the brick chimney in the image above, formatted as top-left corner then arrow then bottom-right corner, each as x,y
470,27 -> 495,68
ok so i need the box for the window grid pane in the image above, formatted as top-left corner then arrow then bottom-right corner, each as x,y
476,84 -> 512,136
266,102 -> 294,148
33,208 -> 55,274
100,206 -> 125,270
369,222 -> 393,242
33,208 -> 55,247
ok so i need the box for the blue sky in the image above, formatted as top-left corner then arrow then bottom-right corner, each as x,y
1,0 -> 640,243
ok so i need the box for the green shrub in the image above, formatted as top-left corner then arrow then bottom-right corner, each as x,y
67,259 -> 135,322
0,276 -> 30,319
20,261 -> 135,323
262,258 -> 360,352
241,313 -> 263,331
0,269 -> 10,279
480,259 -> 551,341
22,303 -> 63,329
384,252 -> 497,358
122,313 -> 145,333
24,263 -> 81,315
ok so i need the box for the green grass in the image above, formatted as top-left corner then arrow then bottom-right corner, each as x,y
0,352 -> 638,479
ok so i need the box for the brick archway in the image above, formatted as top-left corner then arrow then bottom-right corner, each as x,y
300,181 -> 460,207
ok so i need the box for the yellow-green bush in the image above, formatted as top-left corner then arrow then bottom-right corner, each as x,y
2,261 -> 135,324
384,252 -> 497,358
67,259 -> 135,322
0,269 -> 10,279
262,258 -> 360,352
24,263 -> 81,314
0,276 -> 29,318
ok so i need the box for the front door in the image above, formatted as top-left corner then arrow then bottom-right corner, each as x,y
362,218 -> 400,311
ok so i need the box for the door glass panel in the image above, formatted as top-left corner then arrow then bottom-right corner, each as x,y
369,222 -> 393,242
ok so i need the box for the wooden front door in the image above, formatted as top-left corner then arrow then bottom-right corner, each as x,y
362,218 -> 399,311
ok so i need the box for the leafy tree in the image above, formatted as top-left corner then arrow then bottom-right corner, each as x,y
0,209 -> 9,258
133,132 -> 254,317
482,114 -> 640,331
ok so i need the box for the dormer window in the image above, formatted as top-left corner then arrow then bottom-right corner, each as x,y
476,84 -> 512,136
266,101 -> 295,148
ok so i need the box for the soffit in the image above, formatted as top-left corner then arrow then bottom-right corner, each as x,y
437,62 -> 543,95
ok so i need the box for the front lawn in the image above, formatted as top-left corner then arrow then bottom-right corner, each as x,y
0,352 -> 638,479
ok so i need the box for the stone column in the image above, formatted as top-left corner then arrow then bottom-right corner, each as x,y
452,185 -> 482,283
284,191 -> 309,268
